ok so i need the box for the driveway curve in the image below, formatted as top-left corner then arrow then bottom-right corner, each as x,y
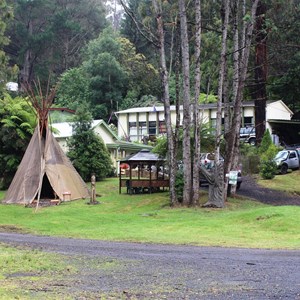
0,232 -> 299,299
236,175 -> 300,206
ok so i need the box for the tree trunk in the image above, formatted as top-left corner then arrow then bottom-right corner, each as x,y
207,0 -> 230,208
215,0 -> 229,162
152,0 -> 178,206
254,0 -> 268,145
174,22 -> 181,167
19,19 -> 33,84
224,0 -> 259,199
224,0 -> 239,196
192,0 -> 202,206
179,0 -> 192,206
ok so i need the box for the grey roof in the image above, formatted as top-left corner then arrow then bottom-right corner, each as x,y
106,141 -> 152,151
120,149 -> 165,162
115,101 -> 258,114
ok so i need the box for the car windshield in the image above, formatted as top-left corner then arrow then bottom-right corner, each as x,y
274,151 -> 288,160
240,127 -> 255,135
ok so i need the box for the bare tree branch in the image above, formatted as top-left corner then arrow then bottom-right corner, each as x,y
119,0 -> 160,48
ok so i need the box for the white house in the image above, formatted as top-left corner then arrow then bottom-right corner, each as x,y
115,100 -> 294,143
51,120 -> 152,170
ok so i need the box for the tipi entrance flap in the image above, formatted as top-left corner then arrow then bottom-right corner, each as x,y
45,130 -> 90,201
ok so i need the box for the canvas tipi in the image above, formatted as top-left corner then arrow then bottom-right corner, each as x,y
3,83 -> 90,205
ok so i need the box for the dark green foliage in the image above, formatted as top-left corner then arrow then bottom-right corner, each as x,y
260,160 -> 277,180
121,94 -> 161,110
153,123 -> 215,159
67,106 -> 113,181
152,135 -> 168,157
55,67 -> 91,111
57,28 -> 159,120
270,52 -> 300,111
0,0 -> 16,89
6,0 -> 107,85
0,94 -> 36,189
86,51 -> 127,117
120,0 -> 157,64
258,129 -> 272,155
258,130 -> 279,179
175,168 -> 184,203
266,2 -> 300,111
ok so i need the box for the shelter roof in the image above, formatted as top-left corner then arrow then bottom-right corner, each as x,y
106,141 -> 152,151
120,149 -> 165,163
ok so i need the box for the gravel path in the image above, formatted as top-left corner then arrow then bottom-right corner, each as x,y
1,177 -> 300,299
236,175 -> 300,206
1,232 -> 300,299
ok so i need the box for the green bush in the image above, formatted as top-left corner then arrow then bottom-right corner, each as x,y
260,143 -> 278,161
258,129 -> 272,155
0,94 -> 36,189
260,160 -> 277,180
175,169 -> 184,203
259,135 -> 281,179
67,105 -> 113,181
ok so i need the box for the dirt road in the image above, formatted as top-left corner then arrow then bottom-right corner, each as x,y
0,232 -> 299,299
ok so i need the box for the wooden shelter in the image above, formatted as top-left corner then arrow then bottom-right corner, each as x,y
119,149 -> 169,194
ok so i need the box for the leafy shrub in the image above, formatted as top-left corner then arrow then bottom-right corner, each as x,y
258,129 -> 272,155
0,94 -> 36,189
175,169 -> 184,203
258,133 -> 280,179
67,106 -> 113,181
260,160 -> 277,179
260,143 -> 278,161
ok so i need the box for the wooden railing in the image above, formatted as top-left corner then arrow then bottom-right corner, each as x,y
119,179 -> 169,194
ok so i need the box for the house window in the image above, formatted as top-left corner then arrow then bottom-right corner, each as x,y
159,121 -> 167,133
149,121 -> 157,136
139,122 -> 147,136
210,118 -> 216,128
129,122 -> 138,141
210,118 -> 224,127
243,117 -> 253,127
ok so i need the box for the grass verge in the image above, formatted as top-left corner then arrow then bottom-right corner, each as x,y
257,170 -> 300,195
0,243 -> 77,299
0,178 -> 299,250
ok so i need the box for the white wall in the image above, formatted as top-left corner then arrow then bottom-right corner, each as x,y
266,100 -> 293,120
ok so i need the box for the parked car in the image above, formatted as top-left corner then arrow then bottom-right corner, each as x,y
240,126 -> 256,145
200,152 -> 224,169
274,149 -> 300,174
199,153 -> 242,189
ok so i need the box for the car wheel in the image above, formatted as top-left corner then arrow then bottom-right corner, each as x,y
249,138 -> 256,146
280,164 -> 288,175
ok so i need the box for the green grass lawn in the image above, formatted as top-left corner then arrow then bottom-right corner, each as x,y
0,178 -> 299,250
258,170 -> 300,195
0,243 -> 78,299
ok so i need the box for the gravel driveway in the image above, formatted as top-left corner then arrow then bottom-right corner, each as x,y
236,175 -> 300,206
1,232 -> 299,299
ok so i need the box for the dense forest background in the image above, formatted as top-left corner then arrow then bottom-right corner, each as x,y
1,0 -> 299,121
